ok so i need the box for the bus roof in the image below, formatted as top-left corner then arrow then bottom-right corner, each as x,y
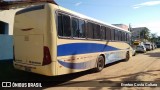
57,5 -> 130,33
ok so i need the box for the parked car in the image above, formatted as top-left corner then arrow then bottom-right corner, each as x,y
144,43 -> 152,51
152,43 -> 157,49
156,42 -> 160,48
154,44 -> 157,49
136,45 -> 146,53
131,46 -> 136,56
151,43 -> 155,50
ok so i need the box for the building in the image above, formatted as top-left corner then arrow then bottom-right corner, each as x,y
131,27 -> 149,41
0,0 -> 57,35
0,0 -> 57,60
112,24 -> 129,31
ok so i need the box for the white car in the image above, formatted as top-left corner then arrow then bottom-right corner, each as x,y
144,44 -> 152,51
131,46 -> 136,56
136,45 -> 146,53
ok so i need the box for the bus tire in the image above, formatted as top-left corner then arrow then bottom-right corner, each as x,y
124,51 -> 130,61
95,55 -> 105,72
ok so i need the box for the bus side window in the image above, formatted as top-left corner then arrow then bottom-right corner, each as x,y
121,32 -> 123,41
129,34 -> 131,42
63,15 -> 71,37
122,32 -> 125,41
101,26 -> 106,40
106,27 -> 111,40
87,22 -> 93,39
93,24 -> 100,39
58,13 -> 71,37
123,32 -> 125,41
117,30 -> 120,41
72,18 -> 79,37
115,30 -> 118,41
79,19 -> 86,38
125,33 -> 127,41
120,30 -> 122,41
111,29 -> 115,41
124,33 -> 125,41
58,14 -> 63,36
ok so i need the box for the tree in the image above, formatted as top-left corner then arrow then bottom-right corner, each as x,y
140,28 -> 150,41
150,33 -> 158,42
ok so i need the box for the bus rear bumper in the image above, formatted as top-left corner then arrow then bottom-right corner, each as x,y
13,61 -> 54,76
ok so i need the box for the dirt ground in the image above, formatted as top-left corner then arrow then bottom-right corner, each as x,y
44,49 -> 160,90
0,49 -> 160,90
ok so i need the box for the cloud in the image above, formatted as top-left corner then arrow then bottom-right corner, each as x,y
133,1 -> 160,9
75,2 -> 82,6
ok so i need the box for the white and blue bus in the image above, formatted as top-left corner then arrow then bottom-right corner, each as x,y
13,3 -> 132,76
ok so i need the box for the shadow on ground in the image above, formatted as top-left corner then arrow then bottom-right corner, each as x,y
144,51 -> 160,59
0,60 -> 123,88
0,60 -> 94,87
1,60 -> 159,90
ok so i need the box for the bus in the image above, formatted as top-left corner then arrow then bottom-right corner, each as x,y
13,3 -> 132,76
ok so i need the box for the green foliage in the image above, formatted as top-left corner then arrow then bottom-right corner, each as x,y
140,28 -> 150,41
150,33 -> 158,42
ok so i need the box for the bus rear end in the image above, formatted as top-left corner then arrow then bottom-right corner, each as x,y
13,4 -> 54,76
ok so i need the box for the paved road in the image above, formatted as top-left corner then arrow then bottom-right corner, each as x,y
45,49 -> 160,90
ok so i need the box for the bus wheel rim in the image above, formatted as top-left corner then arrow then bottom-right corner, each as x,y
98,56 -> 104,70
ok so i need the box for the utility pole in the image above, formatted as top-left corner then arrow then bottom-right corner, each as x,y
128,23 -> 132,32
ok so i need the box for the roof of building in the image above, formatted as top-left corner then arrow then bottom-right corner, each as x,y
0,0 -> 58,10
131,27 -> 148,31
112,24 -> 126,26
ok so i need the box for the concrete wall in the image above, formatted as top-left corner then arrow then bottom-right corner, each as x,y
0,9 -> 22,35
0,3 -> 48,60
0,21 -> 9,34
0,35 -> 13,60
0,3 -> 46,35
0,9 -> 22,60
0,10 -> 18,60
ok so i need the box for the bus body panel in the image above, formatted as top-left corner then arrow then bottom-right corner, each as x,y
13,3 -> 132,76
14,35 -> 43,65
14,5 -> 46,65
56,38 -> 131,75
13,62 -> 54,76
13,4 -> 57,76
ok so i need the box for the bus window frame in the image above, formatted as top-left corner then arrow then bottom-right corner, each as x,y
55,10 -> 131,42
56,10 -> 87,40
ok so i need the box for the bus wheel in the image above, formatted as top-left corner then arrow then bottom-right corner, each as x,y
124,51 -> 130,61
95,55 -> 105,72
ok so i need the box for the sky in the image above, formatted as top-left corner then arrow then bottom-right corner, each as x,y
54,0 -> 160,36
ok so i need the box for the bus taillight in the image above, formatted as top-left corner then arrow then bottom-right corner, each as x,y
43,46 -> 52,65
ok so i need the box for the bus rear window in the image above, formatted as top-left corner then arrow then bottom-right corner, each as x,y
16,5 -> 44,15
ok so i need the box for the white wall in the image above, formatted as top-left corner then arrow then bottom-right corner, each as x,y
0,8 -> 22,35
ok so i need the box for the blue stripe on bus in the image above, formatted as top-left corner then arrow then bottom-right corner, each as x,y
58,60 -> 91,69
57,43 -> 119,56
58,51 -> 124,69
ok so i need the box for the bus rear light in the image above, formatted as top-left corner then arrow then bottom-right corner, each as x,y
43,46 -> 52,65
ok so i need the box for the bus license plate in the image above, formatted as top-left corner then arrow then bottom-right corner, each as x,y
25,67 -> 31,72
